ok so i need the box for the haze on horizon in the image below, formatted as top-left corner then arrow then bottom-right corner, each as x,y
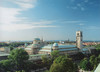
0,0 -> 100,41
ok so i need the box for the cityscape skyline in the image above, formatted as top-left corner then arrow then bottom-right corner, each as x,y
0,0 -> 100,41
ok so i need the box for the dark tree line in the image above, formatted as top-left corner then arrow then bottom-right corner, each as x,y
0,42 -> 31,47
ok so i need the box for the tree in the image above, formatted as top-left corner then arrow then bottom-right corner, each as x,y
76,52 -> 85,60
89,55 -> 100,70
41,55 -> 52,69
89,55 -> 96,66
50,63 -> 62,72
50,56 -> 78,72
16,70 -> 25,72
8,48 -> 29,71
0,60 -> 12,72
71,52 -> 85,60
95,44 -> 100,55
80,58 -> 92,71
95,44 -> 100,50
0,61 -> 4,72
97,55 -> 100,63
51,50 -> 60,60
44,70 -> 49,72
41,55 -> 48,64
9,46 -> 14,51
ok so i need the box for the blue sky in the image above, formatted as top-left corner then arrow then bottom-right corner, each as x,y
0,0 -> 100,41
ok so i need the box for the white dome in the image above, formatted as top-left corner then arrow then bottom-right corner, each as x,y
53,43 -> 58,47
34,38 -> 40,41
24,43 -> 28,47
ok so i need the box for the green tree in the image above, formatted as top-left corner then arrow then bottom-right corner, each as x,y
9,46 -> 14,51
95,44 -> 100,50
16,70 -> 25,72
8,48 -> 29,71
44,70 -> 49,72
95,44 -> 100,55
76,52 -> 85,60
71,52 -> 85,60
89,55 -> 96,66
41,55 -> 48,64
80,58 -> 92,71
0,60 -> 12,72
41,55 -> 52,69
91,55 -> 100,70
0,63 -> 2,71
51,50 -> 60,60
50,56 -> 78,72
97,55 -> 100,63
50,63 -> 62,72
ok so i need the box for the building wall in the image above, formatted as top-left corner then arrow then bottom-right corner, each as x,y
60,50 -> 79,55
38,51 -> 51,54
26,50 -> 33,55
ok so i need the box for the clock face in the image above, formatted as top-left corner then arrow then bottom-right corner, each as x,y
77,33 -> 79,36
77,32 -> 82,37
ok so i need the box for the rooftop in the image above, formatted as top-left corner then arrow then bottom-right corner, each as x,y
58,45 -> 76,48
59,48 -> 78,51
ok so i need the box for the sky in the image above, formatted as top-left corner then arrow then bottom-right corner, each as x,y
0,0 -> 100,41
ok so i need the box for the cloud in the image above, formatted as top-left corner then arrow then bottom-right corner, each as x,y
0,0 -> 37,25
0,14 -> 56,32
81,7 -> 85,11
71,0 -> 75,2
62,21 -> 86,24
15,2 -> 34,9
71,7 -> 78,10
67,1 -> 88,11
0,0 -> 57,32
31,20 -> 56,25
0,7 -> 21,24
79,23 -> 84,26
77,4 -> 81,7
67,5 -> 85,11
0,7 -> 56,32
77,3 -> 85,11
10,0 -> 37,9
0,23 -> 57,32
87,26 -> 100,30
84,0 -> 88,3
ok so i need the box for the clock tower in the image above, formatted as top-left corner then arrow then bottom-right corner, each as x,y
76,31 -> 83,49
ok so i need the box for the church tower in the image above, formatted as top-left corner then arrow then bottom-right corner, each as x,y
76,31 -> 83,49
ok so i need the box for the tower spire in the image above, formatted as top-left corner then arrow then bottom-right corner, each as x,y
41,36 -> 43,42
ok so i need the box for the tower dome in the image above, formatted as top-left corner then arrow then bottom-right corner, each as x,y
53,43 -> 59,51
33,38 -> 40,44
34,38 -> 40,41
53,43 -> 58,47
24,43 -> 28,47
